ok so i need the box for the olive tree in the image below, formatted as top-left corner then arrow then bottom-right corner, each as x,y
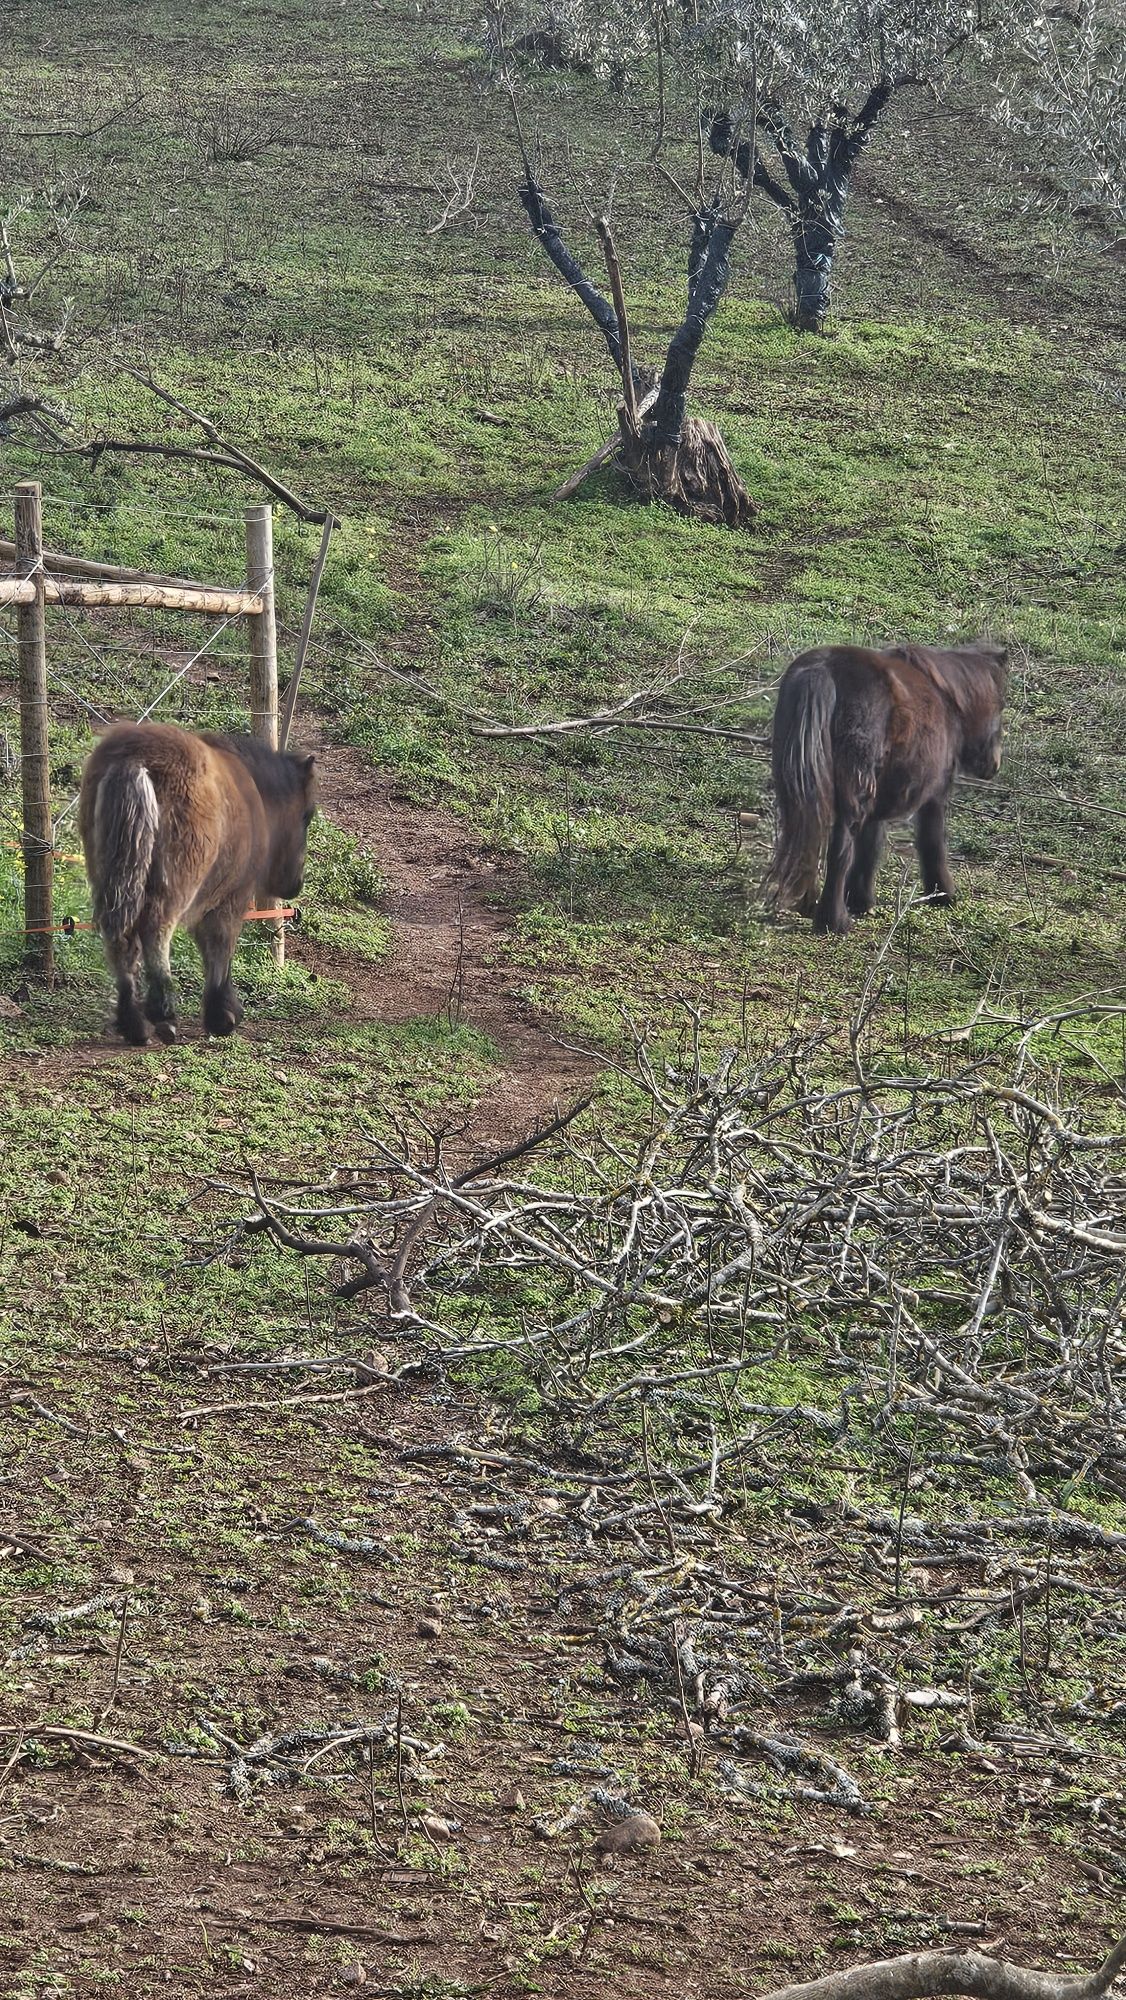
496,0 -> 1012,331
993,3 -> 1126,233
490,0 -> 771,524
701,0 -> 1004,329
512,129 -> 761,525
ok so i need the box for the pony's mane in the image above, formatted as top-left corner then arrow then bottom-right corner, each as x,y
206,731 -> 311,802
889,642 -> 1008,713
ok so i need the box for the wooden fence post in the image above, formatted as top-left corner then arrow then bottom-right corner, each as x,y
14,482 -> 53,981
244,503 -> 283,967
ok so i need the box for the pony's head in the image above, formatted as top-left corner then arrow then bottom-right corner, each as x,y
229,734 -> 318,898
269,749 -> 318,899
958,643 -> 1007,781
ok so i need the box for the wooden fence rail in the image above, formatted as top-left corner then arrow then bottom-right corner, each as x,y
0,578 -> 263,616
0,539 -> 236,593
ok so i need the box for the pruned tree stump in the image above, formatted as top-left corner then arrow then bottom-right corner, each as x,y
619,413 -> 758,529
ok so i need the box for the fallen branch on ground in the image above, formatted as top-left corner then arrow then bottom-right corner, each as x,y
78,367 -> 335,523
343,627 -> 769,748
225,998 -> 1126,1508
753,1938 -> 1126,2000
206,987 -> 1126,1776
0,1723 -> 157,1762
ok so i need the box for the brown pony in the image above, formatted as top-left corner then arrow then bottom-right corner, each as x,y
766,641 -> 1007,935
79,721 -> 316,1043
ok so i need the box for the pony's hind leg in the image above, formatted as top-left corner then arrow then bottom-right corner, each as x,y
141,919 -> 179,1038
191,907 -> 245,1037
916,798 -> 955,904
814,813 -> 858,935
103,930 -> 148,1045
846,819 -> 886,917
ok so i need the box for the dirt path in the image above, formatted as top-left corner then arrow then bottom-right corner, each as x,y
292,725 -> 597,1137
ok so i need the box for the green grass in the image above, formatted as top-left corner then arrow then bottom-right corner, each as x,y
0,0 -> 1121,1487
1,53 -> 1122,1559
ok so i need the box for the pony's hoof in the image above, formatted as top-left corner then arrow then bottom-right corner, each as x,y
204,1009 -> 239,1038
153,1020 -> 178,1044
118,1017 -> 150,1046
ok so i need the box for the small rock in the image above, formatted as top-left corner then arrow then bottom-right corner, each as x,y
70,1910 -> 100,1930
340,1967 -> 367,1987
498,1785 -> 525,1812
417,1615 -> 443,1640
419,1813 -> 457,1842
594,1811 -> 661,1859
109,1566 -> 135,1586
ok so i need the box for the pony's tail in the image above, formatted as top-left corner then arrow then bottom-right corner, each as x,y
765,658 -> 836,915
89,760 -> 160,942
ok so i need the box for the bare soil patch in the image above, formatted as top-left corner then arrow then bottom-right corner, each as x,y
5,1367 -> 1122,2000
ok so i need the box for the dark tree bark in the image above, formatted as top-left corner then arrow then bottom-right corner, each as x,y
517,173 -> 757,528
517,178 -> 645,389
711,80 -> 897,330
618,412 -> 755,527
620,204 -> 756,527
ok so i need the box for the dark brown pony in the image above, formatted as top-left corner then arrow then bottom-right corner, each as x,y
766,641 -> 1007,935
79,721 -> 316,1043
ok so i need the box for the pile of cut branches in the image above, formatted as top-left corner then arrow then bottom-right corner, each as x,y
234,1003 -> 1125,1519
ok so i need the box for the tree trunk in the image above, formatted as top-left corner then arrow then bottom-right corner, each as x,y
792,210 -> 836,331
618,410 -> 758,528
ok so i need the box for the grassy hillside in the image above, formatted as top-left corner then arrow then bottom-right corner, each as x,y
0,5 -> 1124,1997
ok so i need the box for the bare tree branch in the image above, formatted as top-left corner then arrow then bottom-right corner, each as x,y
754,1938 -> 1126,2000
108,366 -> 335,524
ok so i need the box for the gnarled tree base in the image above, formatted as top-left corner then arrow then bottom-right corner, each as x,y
620,416 -> 758,529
